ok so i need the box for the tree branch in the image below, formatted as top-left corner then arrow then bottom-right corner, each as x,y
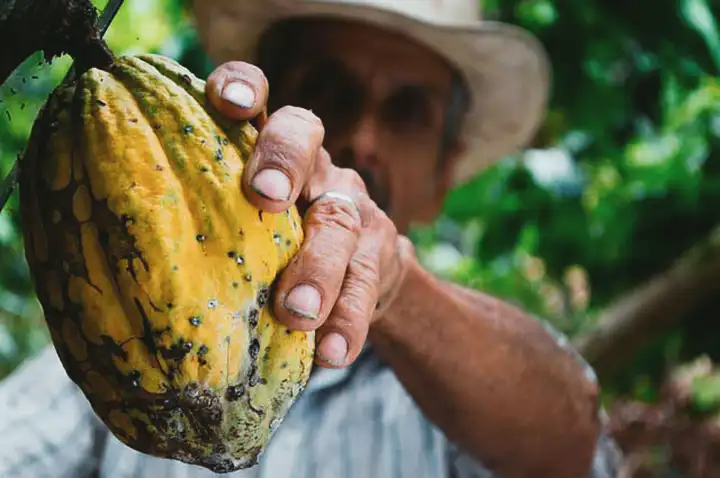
0,0 -> 112,86
573,225 -> 720,379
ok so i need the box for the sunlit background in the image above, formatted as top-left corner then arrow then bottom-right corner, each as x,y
1,0 -> 719,475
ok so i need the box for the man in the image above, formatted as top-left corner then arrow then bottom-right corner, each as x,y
0,0 -> 622,477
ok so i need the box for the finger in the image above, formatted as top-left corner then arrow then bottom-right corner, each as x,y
315,230 -> 384,368
205,61 -> 269,120
242,106 -> 325,212
271,170 -> 369,329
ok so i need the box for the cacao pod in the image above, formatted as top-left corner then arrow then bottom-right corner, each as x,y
18,54 -> 314,473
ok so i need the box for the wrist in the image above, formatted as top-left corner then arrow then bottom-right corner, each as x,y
371,236 -> 424,326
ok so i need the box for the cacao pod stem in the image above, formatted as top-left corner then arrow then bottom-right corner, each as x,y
0,0 -> 124,214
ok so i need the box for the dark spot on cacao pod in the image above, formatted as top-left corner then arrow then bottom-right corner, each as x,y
162,339 -> 193,360
273,233 -> 281,244
209,459 -> 237,474
208,299 -> 218,309
153,325 -> 171,337
99,335 -> 128,361
154,124 -> 161,130
183,383 -> 200,398
232,281 -> 239,288
286,239 -> 292,246
189,316 -> 201,327
257,286 -> 269,308
197,345 -> 209,356
128,370 -> 141,387
196,234 -> 206,242
248,363 -> 260,387
225,384 -> 245,401
258,210 -> 264,221
285,329 -> 292,335
181,74 -> 192,84
166,302 -> 173,309
249,339 -> 260,359
155,165 -> 163,171
98,229 -> 110,248
211,444 -> 229,458
227,251 -> 236,258
236,255 -> 245,265
200,166 -> 209,172
183,124 -> 193,134
96,99 -> 106,107
281,362 -> 288,368
244,273 -> 252,282
248,308 -> 258,327
215,149 -> 223,161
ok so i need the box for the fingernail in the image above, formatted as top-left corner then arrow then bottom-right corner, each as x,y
222,81 -> 255,109
252,169 -> 292,201
318,333 -> 348,366
284,284 -> 321,319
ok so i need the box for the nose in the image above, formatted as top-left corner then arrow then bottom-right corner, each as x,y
341,113 -> 379,171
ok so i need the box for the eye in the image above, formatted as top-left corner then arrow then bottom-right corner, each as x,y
380,85 -> 434,131
294,59 -> 363,127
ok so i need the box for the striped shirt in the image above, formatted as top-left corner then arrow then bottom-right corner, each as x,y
0,323 -> 622,478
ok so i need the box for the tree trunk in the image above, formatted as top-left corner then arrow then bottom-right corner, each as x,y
573,225 -> 720,378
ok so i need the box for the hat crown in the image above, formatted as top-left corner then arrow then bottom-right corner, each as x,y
286,0 -> 481,23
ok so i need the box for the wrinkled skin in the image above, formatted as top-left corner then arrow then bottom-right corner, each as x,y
200,20 -> 605,478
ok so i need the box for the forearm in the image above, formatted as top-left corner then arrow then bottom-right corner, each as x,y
368,256 -> 602,478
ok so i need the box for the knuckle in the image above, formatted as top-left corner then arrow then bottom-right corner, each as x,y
340,168 -> 366,192
349,253 -> 380,290
307,199 -> 362,235
325,314 -> 359,337
220,61 -> 263,80
276,105 -> 325,132
338,293 -> 371,323
336,279 -> 376,321
378,209 -> 396,234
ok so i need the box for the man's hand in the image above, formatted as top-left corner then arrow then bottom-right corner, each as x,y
206,61 -> 413,369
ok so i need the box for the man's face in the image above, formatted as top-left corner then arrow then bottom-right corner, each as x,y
263,20 -> 464,233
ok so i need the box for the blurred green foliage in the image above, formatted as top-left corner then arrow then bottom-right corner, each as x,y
0,0 -> 719,410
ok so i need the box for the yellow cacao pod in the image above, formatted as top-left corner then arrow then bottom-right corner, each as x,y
18,54 -> 314,473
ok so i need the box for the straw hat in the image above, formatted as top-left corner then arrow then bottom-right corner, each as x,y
191,0 -> 551,185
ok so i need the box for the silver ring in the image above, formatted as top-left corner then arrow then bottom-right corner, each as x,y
309,191 -> 362,218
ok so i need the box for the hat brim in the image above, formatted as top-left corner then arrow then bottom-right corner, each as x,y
192,0 -> 551,185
